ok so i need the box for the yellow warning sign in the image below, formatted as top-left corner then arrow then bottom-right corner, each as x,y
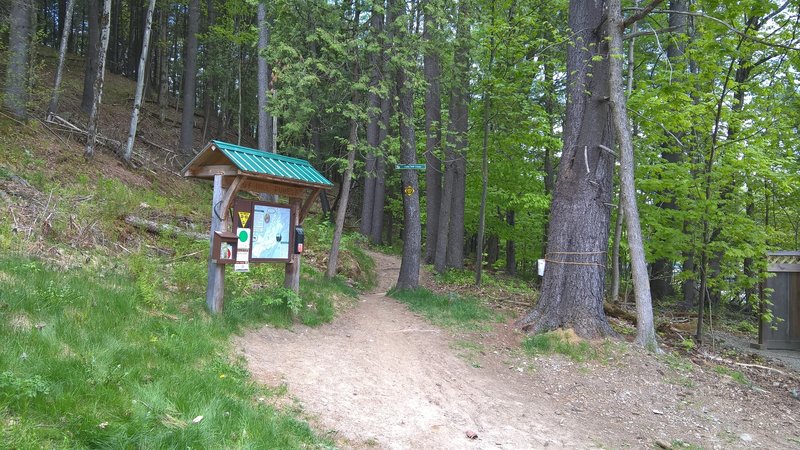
238,211 -> 251,227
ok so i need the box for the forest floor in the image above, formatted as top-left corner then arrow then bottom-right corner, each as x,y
238,251 -> 800,450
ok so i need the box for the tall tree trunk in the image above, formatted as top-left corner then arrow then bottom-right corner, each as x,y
475,3 -> 494,285
651,0 -> 688,301
179,0 -> 200,155
360,6 -> 383,237
506,210 -> 516,275
257,3 -> 273,153
157,7 -> 169,123
446,0 -> 469,270
608,0 -> 657,350
84,0 -> 111,159
123,0 -> 156,161
422,0 -> 442,263
395,0 -> 421,290
369,27 -> 392,246
47,0 -> 74,118
434,1 -> 469,274
517,0 -> 616,338
327,6 -> 362,279
4,0 -> 35,119
81,0 -> 100,112
109,0 -> 119,74
327,121 -> 359,279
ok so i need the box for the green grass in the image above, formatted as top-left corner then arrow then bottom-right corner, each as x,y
0,257 -> 341,448
522,331 -> 598,363
713,365 -> 751,386
389,288 -> 501,330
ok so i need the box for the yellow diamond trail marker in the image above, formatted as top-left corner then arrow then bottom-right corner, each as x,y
404,185 -> 414,196
238,211 -> 251,227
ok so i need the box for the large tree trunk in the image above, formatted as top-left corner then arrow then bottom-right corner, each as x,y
47,0 -> 74,118
4,0 -> 34,119
84,0 -> 112,159
257,3 -> 273,153
422,0 -> 442,263
81,0 -> 100,112
123,0 -> 156,162
517,0 -> 616,338
179,0 -> 200,156
394,0 -> 421,290
607,0 -> 657,350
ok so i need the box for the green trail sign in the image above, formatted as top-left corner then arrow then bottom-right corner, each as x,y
396,164 -> 426,170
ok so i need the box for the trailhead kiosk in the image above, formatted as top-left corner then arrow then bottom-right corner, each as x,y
183,140 -> 332,314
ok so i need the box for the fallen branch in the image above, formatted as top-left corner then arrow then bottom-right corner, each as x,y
700,351 -> 787,375
124,215 -> 207,241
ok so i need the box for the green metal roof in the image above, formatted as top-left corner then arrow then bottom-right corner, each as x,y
209,140 -> 332,186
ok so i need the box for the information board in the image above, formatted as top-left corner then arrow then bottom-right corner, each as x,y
250,202 -> 294,262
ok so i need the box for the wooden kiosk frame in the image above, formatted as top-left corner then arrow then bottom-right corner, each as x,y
183,140 -> 332,314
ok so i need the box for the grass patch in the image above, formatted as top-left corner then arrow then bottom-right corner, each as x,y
389,288 -> 501,331
0,256 -> 337,448
713,365 -> 751,386
522,329 -> 598,363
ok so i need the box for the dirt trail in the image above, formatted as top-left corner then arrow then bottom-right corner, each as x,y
238,252 -> 585,449
238,251 -> 800,449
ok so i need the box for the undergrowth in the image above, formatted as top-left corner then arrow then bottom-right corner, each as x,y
388,287 -> 502,331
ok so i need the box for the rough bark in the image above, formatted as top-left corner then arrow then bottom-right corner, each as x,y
179,0 -> 200,156
395,29 -> 421,290
517,0 -> 616,338
81,0 -> 100,112
422,0 -> 442,263
5,0 -> 34,119
47,0 -> 74,118
387,0 -> 422,289
124,0 -> 156,162
608,0 -> 658,350
84,0 -> 111,159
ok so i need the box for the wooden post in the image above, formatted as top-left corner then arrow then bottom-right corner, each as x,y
284,197 -> 302,292
206,174 -> 225,313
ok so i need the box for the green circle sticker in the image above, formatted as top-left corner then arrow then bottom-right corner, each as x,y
239,229 -> 249,242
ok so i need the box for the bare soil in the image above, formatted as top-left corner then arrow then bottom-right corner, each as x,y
237,252 -> 800,449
